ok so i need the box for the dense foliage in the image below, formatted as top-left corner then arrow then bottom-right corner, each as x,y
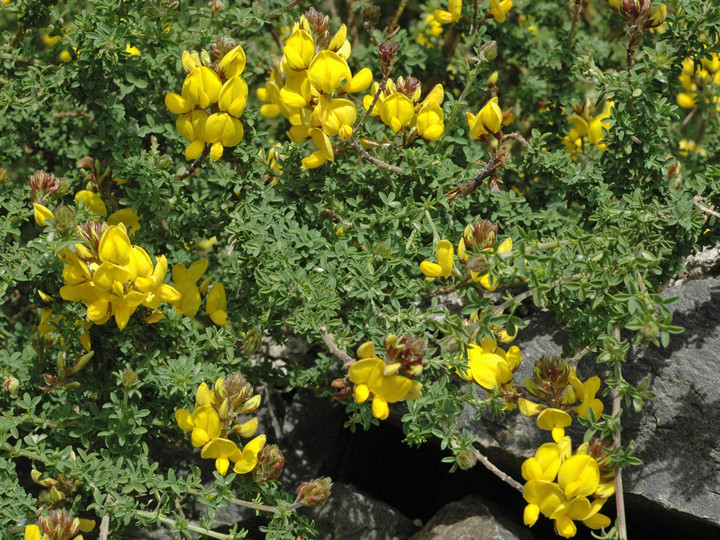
1,0 -> 719,538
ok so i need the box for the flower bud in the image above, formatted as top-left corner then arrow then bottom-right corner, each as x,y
121,368 -> 138,387
295,477 -> 332,506
477,40 -> 497,63
210,36 -> 238,61
208,0 -> 224,13
52,205 -> 76,234
38,509 -> 80,540
238,394 -> 261,414
253,444 -> 285,484
0,167 -> 8,183
2,376 -> 19,395
29,170 -> 63,203
533,355 -> 570,393
455,449 -> 477,470
379,41 -> 399,71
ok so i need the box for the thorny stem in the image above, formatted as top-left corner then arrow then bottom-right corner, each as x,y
611,324 -> 628,540
473,449 -> 524,493
173,144 -> 210,180
567,342 -> 596,367
319,326 -> 356,368
386,0 -> 410,38
501,132 -> 529,148
350,137 -> 407,175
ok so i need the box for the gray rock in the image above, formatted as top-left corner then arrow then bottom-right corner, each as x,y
298,481 -> 419,540
410,496 -> 523,540
457,278 -> 720,532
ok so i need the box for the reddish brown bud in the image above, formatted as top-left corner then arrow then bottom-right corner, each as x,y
210,36 -> 237,60
296,477 -> 332,506
38,509 -> 80,540
379,41 -> 398,71
29,170 -> 63,204
253,444 -> 285,484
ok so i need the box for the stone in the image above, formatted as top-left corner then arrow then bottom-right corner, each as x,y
410,495 -> 524,540
298,481 -> 419,540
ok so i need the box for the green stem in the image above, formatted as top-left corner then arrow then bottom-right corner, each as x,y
386,0 -> 410,38
424,210 -> 440,244
611,325 -> 628,540
135,510 -> 235,539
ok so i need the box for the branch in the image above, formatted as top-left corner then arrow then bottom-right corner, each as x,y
319,326 -> 355,368
611,324 -> 628,540
447,155 -> 499,201
473,449 -> 523,493
267,0 -> 303,19
172,144 -> 210,180
350,138 -> 407,175
693,195 -> 720,220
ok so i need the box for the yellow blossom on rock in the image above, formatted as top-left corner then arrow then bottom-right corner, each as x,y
537,408 -> 572,442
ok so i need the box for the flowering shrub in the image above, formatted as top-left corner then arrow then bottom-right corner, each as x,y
2,0 -> 720,539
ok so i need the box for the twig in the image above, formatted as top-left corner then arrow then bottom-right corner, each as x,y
681,106 -> 698,128
447,155 -> 499,201
567,0 -> 582,47
134,510 -> 235,539
611,324 -> 628,540
693,195 -> 720,220
98,495 -> 112,540
386,0 -> 410,39
52,111 -> 94,120
501,132 -> 529,148
491,273 -> 587,317
355,60 -> 394,132
473,449 -> 523,493
321,208 -> 353,226
350,137 -> 407,175
567,342 -> 596,367
319,326 -> 355,368
267,0 -> 303,19
9,22 -> 24,48
172,144 -> 210,180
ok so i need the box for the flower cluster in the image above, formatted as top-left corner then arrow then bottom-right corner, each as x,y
522,436 -> 613,538
165,41 -> 248,161
257,8 -> 372,168
517,356 -> 604,441
347,338 -> 424,420
420,220 -> 512,292
676,53 -> 720,111
175,373 -> 266,475
59,223 -> 180,330
24,510 -> 94,540
562,100 -> 614,154
171,259 -> 228,326
415,14 -> 444,48
363,76 -> 445,141
608,0 -> 666,28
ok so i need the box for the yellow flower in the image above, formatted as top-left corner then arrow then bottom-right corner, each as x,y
33,203 -> 54,226
420,239 -> 454,278
206,283 -> 228,326
75,190 -> 108,217
537,408 -> 572,442
125,43 -> 140,56
231,434 -> 267,474
433,0 -> 462,24
466,338 -> 521,391
172,259 -> 208,317
307,50 -> 351,95
204,112 -> 245,160
217,44 -> 246,78
107,208 -> 141,236
348,342 -> 420,420
175,405 -> 222,448
379,93 -> 415,133
475,238 -> 512,291
467,97 -> 503,138
182,66 -> 222,109
283,29 -> 315,70
489,0 -> 513,23
522,440 -> 565,483
416,101 -> 444,141
569,371 -> 603,419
